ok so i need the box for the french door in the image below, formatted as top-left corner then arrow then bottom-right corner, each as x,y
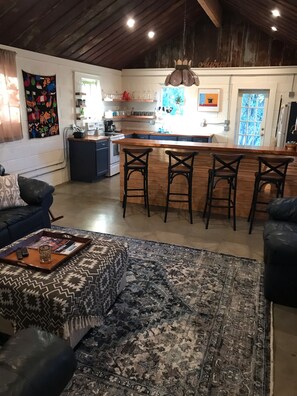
235,90 -> 269,146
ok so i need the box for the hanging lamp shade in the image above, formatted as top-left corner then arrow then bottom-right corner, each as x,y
164,0 -> 199,87
165,60 -> 199,87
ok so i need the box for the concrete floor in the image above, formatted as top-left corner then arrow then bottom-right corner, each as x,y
51,175 -> 297,396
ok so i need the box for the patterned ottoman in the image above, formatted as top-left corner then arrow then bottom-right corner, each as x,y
0,229 -> 128,347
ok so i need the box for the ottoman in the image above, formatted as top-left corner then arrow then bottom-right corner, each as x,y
0,229 -> 128,347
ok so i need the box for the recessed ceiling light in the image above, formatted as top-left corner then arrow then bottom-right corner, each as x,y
148,31 -> 155,39
271,26 -> 278,31
127,18 -> 135,28
271,9 -> 281,17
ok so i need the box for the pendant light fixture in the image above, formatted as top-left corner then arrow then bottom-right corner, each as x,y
165,0 -> 199,87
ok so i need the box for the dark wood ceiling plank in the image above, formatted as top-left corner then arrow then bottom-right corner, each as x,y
92,4 -> 201,68
221,0 -> 297,46
61,0 -> 147,58
82,0 -> 195,65
41,0 -> 120,54
0,0 -> 40,36
15,0 -> 86,51
72,0 -> 182,62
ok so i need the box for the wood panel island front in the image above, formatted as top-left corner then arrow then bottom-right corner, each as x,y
116,138 -> 297,219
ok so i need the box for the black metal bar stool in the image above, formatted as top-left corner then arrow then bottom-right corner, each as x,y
203,153 -> 244,230
122,148 -> 153,218
248,155 -> 294,234
164,150 -> 198,224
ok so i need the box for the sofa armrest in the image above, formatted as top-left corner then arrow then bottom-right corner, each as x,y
267,197 -> 297,223
0,328 -> 76,396
18,176 -> 55,206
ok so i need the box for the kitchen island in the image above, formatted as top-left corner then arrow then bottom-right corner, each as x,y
116,138 -> 297,218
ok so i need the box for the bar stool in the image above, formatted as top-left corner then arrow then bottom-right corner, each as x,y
164,150 -> 198,224
122,148 -> 153,218
248,155 -> 294,234
203,154 -> 244,230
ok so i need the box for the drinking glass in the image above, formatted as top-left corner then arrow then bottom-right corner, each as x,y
39,244 -> 52,263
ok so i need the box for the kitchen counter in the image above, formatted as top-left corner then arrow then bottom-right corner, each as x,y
117,138 -> 297,156
116,139 -> 297,218
68,136 -> 109,142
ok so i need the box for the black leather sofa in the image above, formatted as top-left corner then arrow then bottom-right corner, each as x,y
0,175 -> 54,249
0,327 -> 76,396
263,197 -> 297,307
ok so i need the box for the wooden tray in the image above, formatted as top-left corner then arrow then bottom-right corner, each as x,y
0,230 -> 92,272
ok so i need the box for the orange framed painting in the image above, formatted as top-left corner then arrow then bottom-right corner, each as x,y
198,89 -> 220,112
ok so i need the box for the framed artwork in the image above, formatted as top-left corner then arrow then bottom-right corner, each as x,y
198,89 -> 220,112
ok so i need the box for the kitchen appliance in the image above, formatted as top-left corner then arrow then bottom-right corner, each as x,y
276,102 -> 297,147
84,121 -> 105,136
107,133 -> 125,176
104,120 -> 116,133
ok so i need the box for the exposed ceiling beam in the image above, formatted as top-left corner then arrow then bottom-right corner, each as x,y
197,0 -> 222,28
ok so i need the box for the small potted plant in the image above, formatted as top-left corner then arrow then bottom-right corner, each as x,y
175,94 -> 183,105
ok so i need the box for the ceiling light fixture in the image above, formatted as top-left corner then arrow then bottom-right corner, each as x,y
127,18 -> 135,28
165,0 -> 199,87
271,26 -> 278,31
271,9 -> 281,17
148,31 -> 155,39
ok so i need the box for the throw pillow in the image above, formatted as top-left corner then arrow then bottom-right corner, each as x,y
0,174 -> 27,209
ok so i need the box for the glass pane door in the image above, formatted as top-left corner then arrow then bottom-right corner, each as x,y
236,91 -> 269,146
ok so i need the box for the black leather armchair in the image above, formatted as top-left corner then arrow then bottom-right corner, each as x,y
0,327 -> 76,396
263,197 -> 297,307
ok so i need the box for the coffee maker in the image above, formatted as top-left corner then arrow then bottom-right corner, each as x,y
104,120 -> 116,133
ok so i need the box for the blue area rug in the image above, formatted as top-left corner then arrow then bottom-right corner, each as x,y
59,227 -> 271,396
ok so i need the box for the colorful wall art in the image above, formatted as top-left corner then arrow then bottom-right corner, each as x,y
22,71 -> 59,138
198,89 -> 220,112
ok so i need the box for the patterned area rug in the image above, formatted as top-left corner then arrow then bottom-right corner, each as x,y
59,227 -> 271,396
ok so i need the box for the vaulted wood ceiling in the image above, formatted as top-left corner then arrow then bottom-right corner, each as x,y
0,0 -> 296,70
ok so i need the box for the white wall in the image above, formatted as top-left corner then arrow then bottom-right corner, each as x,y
0,43 -> 296,187
122,67 -> 297,144
0,44 -> 122,185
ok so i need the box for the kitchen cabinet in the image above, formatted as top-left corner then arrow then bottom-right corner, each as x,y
69,139 -> 108,182
192,136 -> 212,143
151,135 -> 177,141
133,134 -> 150,139
177,136 -> 193,141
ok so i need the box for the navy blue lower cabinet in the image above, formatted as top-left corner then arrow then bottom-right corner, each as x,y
133,134 -> 150,139
177,136 -> 193,142
192,137 -> 211,143
151,135 -> 177,141
69,139 -> 108,182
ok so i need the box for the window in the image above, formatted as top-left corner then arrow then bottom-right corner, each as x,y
162,87 -> 184,115
80,77 -> 103,121
0,49 -> 22,143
